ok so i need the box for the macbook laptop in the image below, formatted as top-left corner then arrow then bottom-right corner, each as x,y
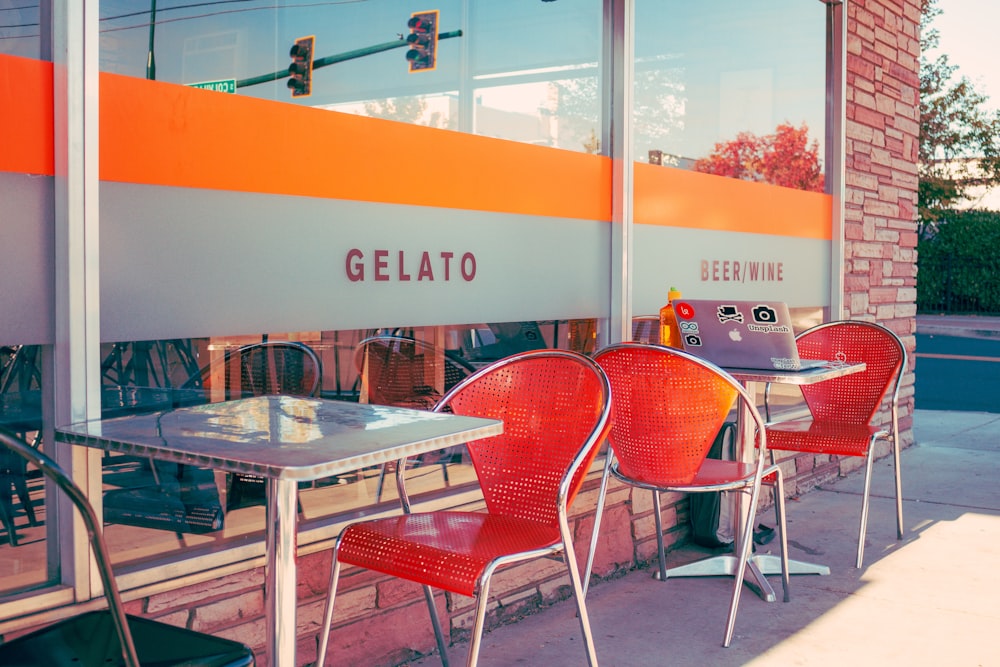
672,299 -> 826,371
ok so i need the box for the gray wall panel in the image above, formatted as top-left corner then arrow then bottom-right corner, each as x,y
633,224 -> 831,315
0,173 -> 54,345
100,183 -> 611,341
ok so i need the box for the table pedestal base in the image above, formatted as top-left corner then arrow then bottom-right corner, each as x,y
655,554 -> 829,602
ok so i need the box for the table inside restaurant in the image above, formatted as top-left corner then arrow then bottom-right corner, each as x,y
56,395 -> 503,667
664,361 -> 867,602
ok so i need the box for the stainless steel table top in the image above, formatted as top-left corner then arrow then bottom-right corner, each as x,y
56,395 -> 503,481
724,361 -> 866,386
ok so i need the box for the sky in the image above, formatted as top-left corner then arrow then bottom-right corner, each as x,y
926,0 -> 1000,114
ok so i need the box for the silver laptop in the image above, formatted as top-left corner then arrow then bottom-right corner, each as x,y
672,299 -> 825,371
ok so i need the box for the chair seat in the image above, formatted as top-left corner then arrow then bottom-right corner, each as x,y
0,610 -> 255,667
338,512 -> 561,596
766,419 -> 886,457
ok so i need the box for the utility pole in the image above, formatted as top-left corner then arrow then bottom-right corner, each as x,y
146,0 -> 156,80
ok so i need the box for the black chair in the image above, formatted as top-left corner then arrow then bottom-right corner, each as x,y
183,341 -> 322,511
353,335 -> 477,500
631,315 -> 660,344
0,345 -> 41,545
182,340 -> 322,399
0,427 -> 256,667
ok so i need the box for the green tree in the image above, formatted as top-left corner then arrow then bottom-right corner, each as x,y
919,0 -> 1000,237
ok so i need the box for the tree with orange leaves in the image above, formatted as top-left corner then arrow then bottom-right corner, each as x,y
693,122 -> 825,193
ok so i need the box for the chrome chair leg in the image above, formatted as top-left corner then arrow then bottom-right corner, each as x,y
422,584 -> 450,667
466,579 -> 492,667
563,534 -> 599,666
583,451 -> 613,597
723,482 -> 761,648
316,547 -> 343,667
771,467 -> 790,602
856,444 -> 878,568
892,433 -> 904,539
652,489 -> 667,581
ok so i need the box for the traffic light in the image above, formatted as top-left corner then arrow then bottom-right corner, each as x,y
405,10 -> 439,73
288,35 -> 314,97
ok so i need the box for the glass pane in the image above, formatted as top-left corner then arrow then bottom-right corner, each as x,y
0,345 -> 52,596
94,320 -> 609,568
636,0 -> 826,191
98,0 -> 603,150
0,1 -> 41,59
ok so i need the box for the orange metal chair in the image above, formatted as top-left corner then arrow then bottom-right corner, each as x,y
316,350 -> 613,667
764,320 -> 906,568
587,343 -> 789,648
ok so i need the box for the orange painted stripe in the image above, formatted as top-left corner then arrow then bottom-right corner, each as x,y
99,72 -> 613,221
634,161 -> 832,239
3,55 -> 832,239
0,55 -> 55,176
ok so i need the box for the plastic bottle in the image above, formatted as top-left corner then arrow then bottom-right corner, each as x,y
659,286 -> 682,347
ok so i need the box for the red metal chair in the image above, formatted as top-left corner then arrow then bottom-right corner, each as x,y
587,343 -> 789,648
0,427 -> 256,667
764,320 -> 906,568
316,350 -> 613,667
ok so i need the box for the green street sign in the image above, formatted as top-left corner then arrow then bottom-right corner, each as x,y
187,79 -> 236,94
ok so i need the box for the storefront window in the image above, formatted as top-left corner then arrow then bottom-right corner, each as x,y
0,346 -> 51,597
631,0 -> 831,317
0,0 -> 41,59
90,320 -> 599,570
98,1 -> 602,150
635,0 -> 826,190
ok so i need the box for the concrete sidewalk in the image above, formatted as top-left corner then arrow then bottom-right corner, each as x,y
412,409 -> 1000,667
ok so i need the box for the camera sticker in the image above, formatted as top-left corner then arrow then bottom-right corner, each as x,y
751,304 -> 779,324
683,333 -> 703,347
715,305 -> 744,324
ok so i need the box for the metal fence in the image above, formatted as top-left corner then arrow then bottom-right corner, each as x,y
917,254 -> 1000,314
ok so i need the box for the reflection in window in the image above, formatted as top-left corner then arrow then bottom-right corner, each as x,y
0,345 -> 50,596
97,1 -> 603,152
80,320 -> 601,569
635,0 -> 826,191
0,1 -> 41,59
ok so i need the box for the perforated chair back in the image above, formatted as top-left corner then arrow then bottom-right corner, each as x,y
587,343 -> 788,648
765,320 -> 907,568
355,335 -> 476,409
594,343 -> 739,486
437,349 -> 612,523
236,341 -> 321,397
183,340 -> 321,399
315,350 -> 612,667
0,427 -> 255,667
182,341 -> 320,511
795,320 -> 904,425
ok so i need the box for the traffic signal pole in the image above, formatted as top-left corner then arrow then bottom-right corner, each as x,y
235,30 -> 463,90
